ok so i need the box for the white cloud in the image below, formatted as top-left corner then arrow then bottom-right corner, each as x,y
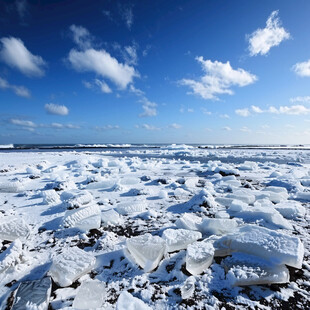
119,4 -> 133,30
240,126 -> 251,132
69,24 -> 92,50
15,0 -> 28,19
50,123 -> 80,129
268,105 -> 310,115
248,10 -> 290,56
10,118 -> 36,127
220,114 -> 230,119
290,96 -> 310,104
129,85 -> 145,96
292,59 -> 310,77
141,124 -> 160,131
251,105 -> 264,113
201,108 -> 212,115
68,48 -> 138,89
180,57 -> 257,100
0,77 -> 30,97
223,126 -> 232,131
94,79 -> 112,93
124,45 -> 138,65
95,125 -> 120,131
139,98 -> 157,117
169,123 -> 182,129
45,103 -> 69,116
235,108 -> 250,117
0,37 -> 46,77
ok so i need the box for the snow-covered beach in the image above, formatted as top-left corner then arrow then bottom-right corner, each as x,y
1,145 -> 310,309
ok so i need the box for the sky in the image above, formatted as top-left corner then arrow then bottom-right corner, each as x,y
1,0 -> 310,145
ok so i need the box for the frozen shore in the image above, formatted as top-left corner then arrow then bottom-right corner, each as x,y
0,148 -> 310,309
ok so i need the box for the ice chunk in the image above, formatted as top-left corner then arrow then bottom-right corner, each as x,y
162,229 -> 202,252
63,190 -> 93,209
181,276 -> 196,299
262,186 -> 288,203
215,225 -> 304,269
198,218 -> 238,235
227,190 -> 255,205
234,205 -> 293,230
49,247 -> 96,287
0,216 -> 30,241
296,191 -> 310,201
215,211 -> 230,219
223,252 -> 289,286
116,201 -> 147,215
228,200 -> 248,212
86,179 -> 117,190
11,277 -> 52,310
41,190 -> 61,205
120,177 -> 140,185
72,281 -> 107,309
239,161 -> 257,171
175,213 -> 201,231
0,239 -> 23,273
186,241 -> 214,275
101,209 -> 122,225
0,180 -> 24,193
126,233 -> 166,272
62,204 -> 101,231
116,291 -> 152,310
274,201 -> 306,220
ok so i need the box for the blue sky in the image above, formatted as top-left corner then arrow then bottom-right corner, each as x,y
1,0 -> 310,144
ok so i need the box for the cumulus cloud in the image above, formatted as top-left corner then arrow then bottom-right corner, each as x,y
292,59 -> 310,77
180,57 -> 257,100
69,24 -> 92,50
68,48 -> 137,89
10,118 -> 36,127
268,105 -> 310,115
169,123 -> 182,129
223,126 -> 232,131
0,37 -> 46,77
235,108 -> 250,117
251,105 -> 264,113
139,98 -> 157,117
248,10 -> 290,56
290,96 -> 310,104
141,124 -> 160,131
45,103 -> 69,116
0,77 -> 30,97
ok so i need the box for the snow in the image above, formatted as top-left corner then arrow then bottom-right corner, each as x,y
49,247 -> 96,287
126,233 -> 166,272
116,291 -> 152,310
41,190 -> 61,205
162,228 -> 202,252
0,216 -> 31,241
0,239 -> 23,273
72,280 -> 107,309
198,218 -> 238,235
186,241 -> 214,275
101,208 -> 122,225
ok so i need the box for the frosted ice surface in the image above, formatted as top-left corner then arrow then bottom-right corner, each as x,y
116,201 -> 147,215
63,190 -> 93,209
215,211 -> 230,219
120,177 -> 140,186
227,190 -> 255,205
228,200 -> 248,212
296,191 -> 310,201
116,291 -> 152,310
0,239 -> 22,273
274,201 -> 306,219
162,229 -> 202,252
223,252 -> 289,286
175,213 -> 201,231
41,190 -> 61,205
198,218 -> 238,235
181,276 -> 196,299
216,225 -> 304,268
86,179 -> 117,190
186,241 -> 214,275
62,204 -> 101,231
0,180 -> 24,193
49,247 -> 96,287
11,277 -> 52,310
126,233 -> 166,272
101,209 -> 122,225
0,216 -> 30,241
262,187 -> 288,203
72,281 -> 107,309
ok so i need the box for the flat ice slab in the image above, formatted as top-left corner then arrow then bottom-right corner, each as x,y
72,281 -> 107,309
0,239 -> 23,273
0,216 -> 30,241
62,190 -> 93,209
186,241 -> 214,275
175,213 -> 201,231
116,291 -> 152,310
126,233 -> 166,272
216,225 -> 304,269
223,252 -> 289,286
274,201 -> 306,220
101,209 -> 122,225
162,229 -> 202,252
62,204 -> 101,231
49,247 -> 96,287
198,218 -> 238,235
11,277 -> 52,310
